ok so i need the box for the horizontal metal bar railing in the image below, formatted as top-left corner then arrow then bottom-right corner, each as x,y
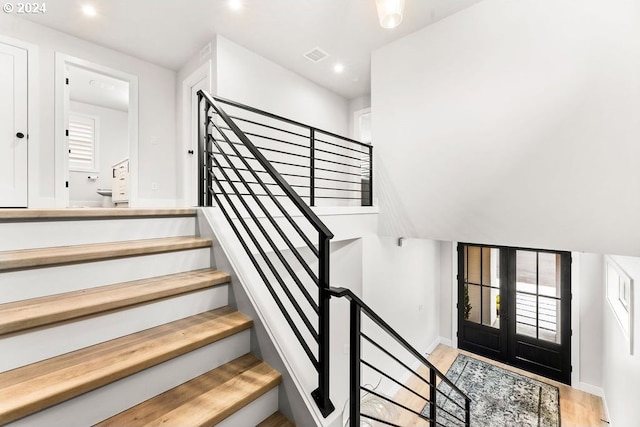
198,90 -> 335,417
211,95 -> 371,149
198,91 -> 469,425
328,287 -> 471,427
363,386 -> 432,423
209,94 -> 373,207
209,184 -> 319,367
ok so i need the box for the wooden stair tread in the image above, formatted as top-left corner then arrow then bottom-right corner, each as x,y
257,411 -> 296,427
0,236 -> 211,271
0,269 -> 231,335
0,208 -> 196,220
0,307 -> 252,425
95,354 -> 282,427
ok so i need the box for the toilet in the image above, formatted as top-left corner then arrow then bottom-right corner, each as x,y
96,188 -> 113,207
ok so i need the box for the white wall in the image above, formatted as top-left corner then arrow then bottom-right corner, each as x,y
174,35 -> 351,206
602,255 -> 640,427
361,236 -> 441,396
68,101 -> 128,206
372,0 -> 640,256
362,237 -> 440,352
577,253 -> 604,391
216,36 -> 349,136
0,14 -> 177,205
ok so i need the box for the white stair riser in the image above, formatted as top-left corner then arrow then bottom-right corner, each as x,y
6,331 -> 251,427
217,387 -> 279,427
0,217 -> 196,251
0,285 -> 229,372
0,248 -> 211,303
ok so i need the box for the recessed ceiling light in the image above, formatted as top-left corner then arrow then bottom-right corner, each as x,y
229,0 -> 242,11
333,63 -> 345,74
82,4 -> 97,17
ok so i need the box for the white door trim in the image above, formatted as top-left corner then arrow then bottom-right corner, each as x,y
353,107 -> 371,143
54,54 -> 139,208
181,60 -> 212,207
451,241 -> 459,348
0,35 -> 41,207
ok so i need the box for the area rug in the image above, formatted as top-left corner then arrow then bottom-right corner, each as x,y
422,354 -> 560,427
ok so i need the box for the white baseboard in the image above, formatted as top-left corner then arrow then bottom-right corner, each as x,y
576,381 -> 605,397
174,198 -> 199,208
438,337 -> 452,349
69,200 -> 103,208
134,198 -> 180,208
601,391 -> 611,425
29,197 -> 56,208
426,336 -> 451,355
575,386 -> 610,425
426,338 -> 441,355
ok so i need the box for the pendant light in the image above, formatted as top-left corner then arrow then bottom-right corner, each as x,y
375,0 -> 405,29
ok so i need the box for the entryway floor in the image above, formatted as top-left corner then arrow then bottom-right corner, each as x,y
392,344 -> 606,426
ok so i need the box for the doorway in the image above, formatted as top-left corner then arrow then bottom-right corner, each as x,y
457,243 -> 572,384
55,54 -> 139,208
66,65 -> 130,207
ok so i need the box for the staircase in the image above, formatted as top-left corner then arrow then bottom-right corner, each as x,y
0,208 -> 295,426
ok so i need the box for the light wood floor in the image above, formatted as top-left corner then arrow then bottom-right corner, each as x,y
389,344 -> 606,426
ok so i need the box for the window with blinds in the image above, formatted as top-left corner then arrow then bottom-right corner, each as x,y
68,114 -> 99,172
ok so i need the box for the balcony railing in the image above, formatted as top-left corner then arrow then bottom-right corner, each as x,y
197,90 -> 470,426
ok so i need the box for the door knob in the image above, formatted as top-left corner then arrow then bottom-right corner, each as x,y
16,132 -> 25,139
188,150 -> 194,155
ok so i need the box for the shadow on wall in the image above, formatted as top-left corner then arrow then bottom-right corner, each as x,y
376,156 -> 416,238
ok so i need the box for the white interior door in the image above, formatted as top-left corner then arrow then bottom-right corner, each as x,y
0,42 -> 28,207
62,65 -> 70,206
188,76 -> 209,206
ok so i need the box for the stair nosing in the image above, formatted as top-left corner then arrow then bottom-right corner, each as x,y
0,307 -> 253,425
0,268 -> 231,335
0,236 -> 212,272
94,354 -> 282,427
0,208 -> 197,221
257,411 -> 296,427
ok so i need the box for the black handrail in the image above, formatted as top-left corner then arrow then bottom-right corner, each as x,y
328,287 -> 471,427
197,90 -> 469,426
198,90 -> 335,416
199,91 -> 333,238
210,95 -> 372,149
208,94 -> 373,208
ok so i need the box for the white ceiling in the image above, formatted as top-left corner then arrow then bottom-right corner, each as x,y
21,0 -> 482,99
68,65 -> 129,112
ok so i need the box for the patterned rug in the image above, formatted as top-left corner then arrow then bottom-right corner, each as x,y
422,354 -> 560,427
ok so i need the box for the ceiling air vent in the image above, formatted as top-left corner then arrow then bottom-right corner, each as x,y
303,47 -> 329,63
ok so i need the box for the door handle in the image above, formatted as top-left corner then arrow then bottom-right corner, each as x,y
16,132 -> 25,139
188,150 -> 194,155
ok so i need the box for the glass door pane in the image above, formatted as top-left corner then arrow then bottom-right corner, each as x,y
463,246 -> 500,329
515,250 -> 562,344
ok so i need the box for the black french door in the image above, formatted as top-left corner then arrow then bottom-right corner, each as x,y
457,243 -> 572,384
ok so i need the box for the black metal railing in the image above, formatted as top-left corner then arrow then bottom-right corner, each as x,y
198,90 -> 335,416
329,288 -> 471,427
197,90 -> 470,426
205,95 -> 372,207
